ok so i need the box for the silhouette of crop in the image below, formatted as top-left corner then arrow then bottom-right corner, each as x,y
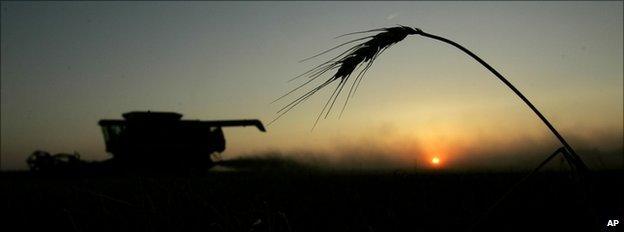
273,25 -> 588,172
4,170 -> 611,231
271,26 -> 420,128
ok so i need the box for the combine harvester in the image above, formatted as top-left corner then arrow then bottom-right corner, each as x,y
28,111 -> 266,173
98,111 -> 266,171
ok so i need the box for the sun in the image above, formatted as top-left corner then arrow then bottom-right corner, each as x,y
431,157 -> 441,166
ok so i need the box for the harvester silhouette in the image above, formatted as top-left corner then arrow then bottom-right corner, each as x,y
98,111 -> 266,170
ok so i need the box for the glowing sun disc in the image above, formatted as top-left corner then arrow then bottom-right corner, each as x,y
431,157 -> 440,165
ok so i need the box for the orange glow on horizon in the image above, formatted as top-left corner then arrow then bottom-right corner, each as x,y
431,156 -> 441,166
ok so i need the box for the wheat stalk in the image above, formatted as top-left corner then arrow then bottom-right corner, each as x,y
272,25 -> 588,171
270,26 -> 421,128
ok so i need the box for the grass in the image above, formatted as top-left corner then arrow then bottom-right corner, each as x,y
2,168 -> 620,232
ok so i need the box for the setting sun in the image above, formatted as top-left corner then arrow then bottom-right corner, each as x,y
431,157 -> 441,165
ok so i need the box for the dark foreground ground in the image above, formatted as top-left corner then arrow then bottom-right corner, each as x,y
1,169 -> 622,232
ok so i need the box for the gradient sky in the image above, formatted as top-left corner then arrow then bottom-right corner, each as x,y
2,1 -> 622,170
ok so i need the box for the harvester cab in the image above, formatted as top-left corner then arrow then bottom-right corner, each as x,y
98,111 -> 265,170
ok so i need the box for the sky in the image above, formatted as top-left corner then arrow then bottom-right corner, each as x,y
1,1 -> 622,171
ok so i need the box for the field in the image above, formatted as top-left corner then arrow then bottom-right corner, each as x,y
2,169 -> 622,232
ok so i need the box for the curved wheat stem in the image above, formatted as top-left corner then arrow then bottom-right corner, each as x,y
416,30 -> 588,172
272,26 -> 588,172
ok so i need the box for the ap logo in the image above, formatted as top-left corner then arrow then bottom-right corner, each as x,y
607,219 -> 619,227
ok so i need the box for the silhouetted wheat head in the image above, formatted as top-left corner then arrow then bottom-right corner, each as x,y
271,25 -> 588,172
270,25 -> 422,128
